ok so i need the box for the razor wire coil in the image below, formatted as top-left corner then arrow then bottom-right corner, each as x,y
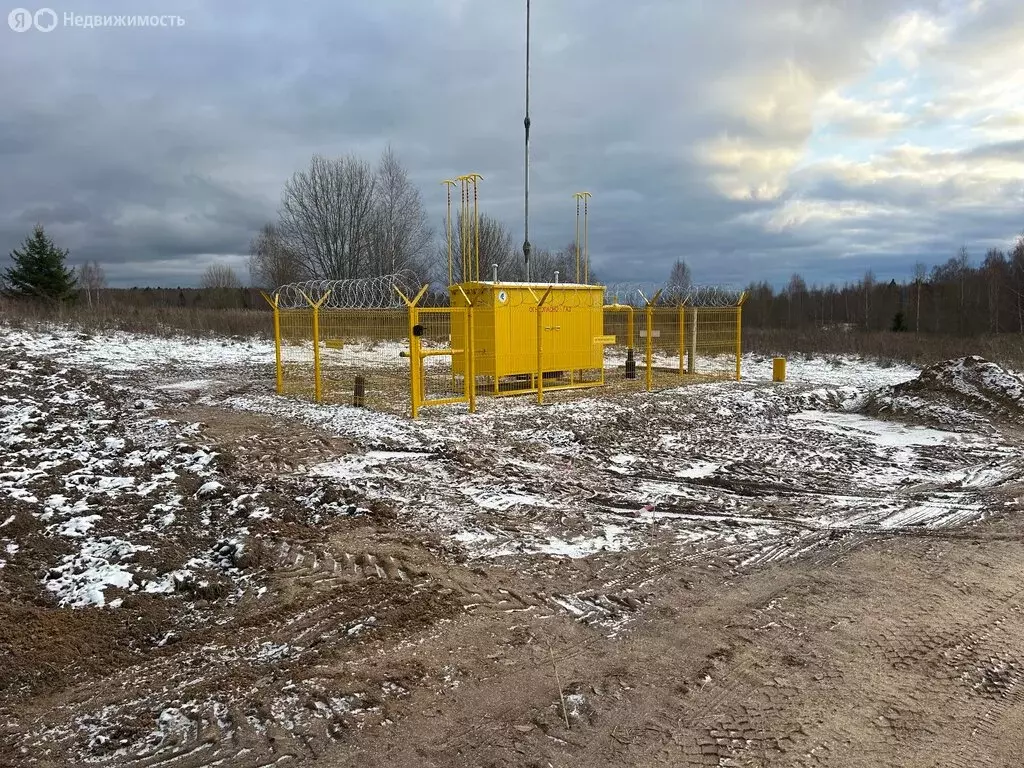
602,283 -> 745,307
274,271 -> 424,310
273,273 -> 742,309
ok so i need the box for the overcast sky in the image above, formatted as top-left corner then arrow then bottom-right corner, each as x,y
2,0 -> 1023,288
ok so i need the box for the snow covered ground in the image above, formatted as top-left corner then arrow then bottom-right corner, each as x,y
4,324 -> 1020,590
2,323 -> 918,385
2,322 -> 1022,766
0,332 -> 379,614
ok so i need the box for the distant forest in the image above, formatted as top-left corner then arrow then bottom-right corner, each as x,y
742,243 -> 1024,336
92,239 -> 1024,340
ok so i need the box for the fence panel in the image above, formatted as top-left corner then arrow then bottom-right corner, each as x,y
642,306 -> 688,390
682,306 -> 742,380
278,308 -> 316,398
602,305 -> 640,386
415,306 -> 472,410
319,308 -> 409,413
603,303 -> 744,393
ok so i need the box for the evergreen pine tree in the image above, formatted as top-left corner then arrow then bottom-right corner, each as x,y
3,225 -> 77,302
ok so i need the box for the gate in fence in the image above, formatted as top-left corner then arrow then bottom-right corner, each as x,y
397,284 -> 476,419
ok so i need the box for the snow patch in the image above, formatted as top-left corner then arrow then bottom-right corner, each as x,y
45,537 -> 149,608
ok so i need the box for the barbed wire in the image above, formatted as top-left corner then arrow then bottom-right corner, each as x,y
434,281 -> 746,308
273,274 -> 744,310
274,271 -> 424,310
602,283 -> 745,307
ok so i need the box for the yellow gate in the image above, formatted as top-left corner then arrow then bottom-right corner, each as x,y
407,305 -> 476,418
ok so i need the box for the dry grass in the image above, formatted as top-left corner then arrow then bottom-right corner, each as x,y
745,328 -> 1024,371
0,299 -> 272,339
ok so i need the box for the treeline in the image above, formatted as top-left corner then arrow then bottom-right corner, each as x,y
78,286 -> 268,309
742,242 -> 1024,336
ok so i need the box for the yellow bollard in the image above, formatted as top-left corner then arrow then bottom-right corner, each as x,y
772,357 -> 786,382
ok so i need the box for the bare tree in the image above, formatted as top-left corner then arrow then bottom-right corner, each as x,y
249,222 -> 305,290
862,269 -> 876,330
1011,234 -> 1024,334
956,245 -> 970,333
78,260 -> 106,308
368,146 -> 432,277
556,241 -> 582,283
667,259 -> 693,292
201,264 -> 241,290
524,242 -> 579,283
444,212 -> 519,283
786,273 -> 808,328
913,262 -> 926,336
279,154 -> 377,280
526,248 -> 557,282
982,249 -> 1007,334
548,239 -> 587,283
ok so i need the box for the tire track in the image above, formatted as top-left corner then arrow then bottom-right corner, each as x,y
271,541 -> 650,633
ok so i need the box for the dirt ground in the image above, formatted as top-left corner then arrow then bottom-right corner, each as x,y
339,516 -> 1024,768
1,332 -> 1023,767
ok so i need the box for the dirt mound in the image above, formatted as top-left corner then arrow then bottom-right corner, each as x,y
864,356 -> 1024,430
902,356 -> 1024,408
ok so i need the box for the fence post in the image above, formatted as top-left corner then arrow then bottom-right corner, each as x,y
311,304 -> 322,402
688,308 -> 698,374
467,305 -> 477,413
642,289 -> 662,393
645,304 -> 654,392
454,283 -> 477,414
734,306 -> 742,381
261,291 -> 283,394
315,292 -> 331,402
293,288 -> 326,403
396,284 -> 430,419
678,303 -> 685,377
274,303 -> 283,394
735,291 -> 748,381
411,307 -> 422,417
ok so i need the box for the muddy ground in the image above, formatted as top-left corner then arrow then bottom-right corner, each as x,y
1,329 -> 1022,767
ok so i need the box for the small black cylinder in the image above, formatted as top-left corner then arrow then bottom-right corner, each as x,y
625,348 -> 636,379
353,375 -> 366,407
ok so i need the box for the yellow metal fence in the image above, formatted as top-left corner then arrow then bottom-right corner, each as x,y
265,284 -> 745,417
604,306 -> 743,394
264,289 -> 412,414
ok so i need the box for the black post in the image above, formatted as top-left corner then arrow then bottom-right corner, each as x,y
353,375 -> 366,407
625,348 -> 636,379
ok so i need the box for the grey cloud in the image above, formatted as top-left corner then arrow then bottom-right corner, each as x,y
17,200 -> 93,227
963,139 -> 1024,162
1,0 -> 1021,289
